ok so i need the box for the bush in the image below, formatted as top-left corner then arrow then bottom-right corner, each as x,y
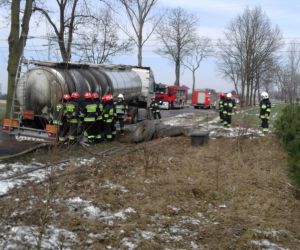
275,104 -> 300,185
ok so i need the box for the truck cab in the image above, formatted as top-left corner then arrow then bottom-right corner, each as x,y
155,83 -> 187,109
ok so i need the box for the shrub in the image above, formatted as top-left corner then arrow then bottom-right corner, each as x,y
275,104 -> 300,185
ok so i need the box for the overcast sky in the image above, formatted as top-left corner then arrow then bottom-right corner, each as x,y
0,0 -> 299,94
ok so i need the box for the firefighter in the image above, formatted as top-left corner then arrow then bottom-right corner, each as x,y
52,97 -> 64,140
65,92 -> 80,143
102,94 -> 115,141
82,92 -> 97,143
218,93 -> 225,124
92,92 -> 104,143
223,93 -> 236,127
259,91 -> 271,133
150,96 -> 161,120
57,94 -> 71,142
115,93 -> 128,134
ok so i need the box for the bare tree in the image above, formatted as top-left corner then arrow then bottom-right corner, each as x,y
156,7 -> 198,86
116,0 -> 159,66
276,42 -> 300,103
34,0 -> 95,62
218,6 -> 282,106
75,8 -> 132,64
6,0 -> 33,117
182,37 -> 212,92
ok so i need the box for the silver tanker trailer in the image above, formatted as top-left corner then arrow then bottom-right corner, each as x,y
3,60 -> 156,142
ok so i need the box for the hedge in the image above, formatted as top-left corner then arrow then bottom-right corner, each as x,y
275,104 -> 300,185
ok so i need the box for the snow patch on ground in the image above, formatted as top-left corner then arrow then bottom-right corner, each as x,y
0,162 -> 59,196
68,197 -> 136,225
163,113 -> 206,127
0,225 -> 77,249
251,239 -> 289,250
0,157 -> 96,196
209,126 -> 264,138
73,157 -> 96,166
252,229 -> 280,238
121,237 -> 138,250
102,180 -> 129,193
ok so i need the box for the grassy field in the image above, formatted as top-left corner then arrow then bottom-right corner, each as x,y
1,136 -> 299,249
233,102 -> 286,131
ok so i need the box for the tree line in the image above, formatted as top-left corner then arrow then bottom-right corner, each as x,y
3,0 -> 300,116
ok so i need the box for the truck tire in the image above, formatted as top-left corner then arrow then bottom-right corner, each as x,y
132,120 -> 156,143
128,107 -> 138,124
131,109 -> 138,124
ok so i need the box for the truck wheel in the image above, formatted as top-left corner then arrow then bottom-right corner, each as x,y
128,107 -> 138,124
132,120 -> 155,143
132,112 -> 138,124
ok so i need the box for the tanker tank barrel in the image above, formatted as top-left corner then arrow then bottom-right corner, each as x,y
16,61 -> 154,117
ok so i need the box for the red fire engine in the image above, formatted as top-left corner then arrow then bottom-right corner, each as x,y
192,89 -> 218,109
155,83 -> 188,109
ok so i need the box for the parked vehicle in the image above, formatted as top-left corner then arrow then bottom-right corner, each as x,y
192,89 -> 218,109
3,60 -> 156,142
155,83 -> 188,109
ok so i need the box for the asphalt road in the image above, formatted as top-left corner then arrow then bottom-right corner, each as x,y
160,106 -> 216,119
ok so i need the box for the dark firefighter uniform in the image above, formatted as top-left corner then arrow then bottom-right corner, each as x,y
260,92 -> 271,133
55,95 -> 69,142
150,98 -> 161,120
102,95 -> 115,141
65,92 -> 80,143
82,92 -> 97,143
92,92 -> 104,142
223,93 -> 236,127
218,93 -> 225,124
115,94 -> 128,134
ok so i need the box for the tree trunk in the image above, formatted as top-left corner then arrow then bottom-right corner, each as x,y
138,32 -> 143,66
192,69 -> 196,92
58,38 -> 68,62
175,59 -> 180,86
246,77 -> 250,106
6,0 -> 33,117
249,79 -> 253,106
241,79 -> 245,107
253,88 -> 257,105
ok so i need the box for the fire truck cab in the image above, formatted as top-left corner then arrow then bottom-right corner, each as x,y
155,83 -> 188,109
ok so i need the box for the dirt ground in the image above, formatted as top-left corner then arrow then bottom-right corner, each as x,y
1,134 -> 300,249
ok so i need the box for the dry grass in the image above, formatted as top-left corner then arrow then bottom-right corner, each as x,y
1,136 -> 300,249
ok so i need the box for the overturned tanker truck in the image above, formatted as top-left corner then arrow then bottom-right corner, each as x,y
3,60 -> 156,142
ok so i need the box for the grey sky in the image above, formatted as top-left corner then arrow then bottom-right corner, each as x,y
0,0 -> 299,93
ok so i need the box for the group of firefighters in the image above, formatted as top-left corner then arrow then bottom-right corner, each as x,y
52,93 -> 162,144
218,91 -> 271,132
52,92 -> 128,144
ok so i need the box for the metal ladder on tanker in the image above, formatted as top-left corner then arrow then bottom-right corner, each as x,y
9,56 -> 28,128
